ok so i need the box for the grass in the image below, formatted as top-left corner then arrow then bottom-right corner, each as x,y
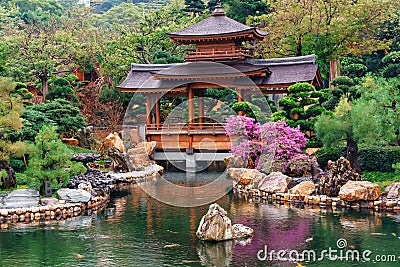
67,145 -> 99,154
0,184 -> 28,195
363,171 -> 400,190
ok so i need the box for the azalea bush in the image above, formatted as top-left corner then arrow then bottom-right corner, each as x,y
225,115 -> 311,175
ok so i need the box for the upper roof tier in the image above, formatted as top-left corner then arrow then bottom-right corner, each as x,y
167,5 -> 267,44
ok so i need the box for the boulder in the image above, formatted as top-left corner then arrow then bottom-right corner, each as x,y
61,138 -> 79,146
339,181 -> 381,202
258,172 -> 293,193
103,132 -> 125,153
318,157 -> 362,197
2,189 -> 40,208
228,168 -> 266,187
127,141 -> 158,167
224,155 -> 245,168
289,181 -> 316,197
57,188 -> 92,203
196,203 -> 253,241
385,182 -> 400,199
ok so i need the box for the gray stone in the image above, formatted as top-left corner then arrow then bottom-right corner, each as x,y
385,182 -> 400,199
196,203 -> 253,241
224,155 -> 245,168
57,188 -> 91,203
2,189 -> 40,208
40,197 -> 59,206
258,172 -> 293,193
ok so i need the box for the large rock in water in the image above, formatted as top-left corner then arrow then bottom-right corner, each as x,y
57,188 -> 92,203
2,189 -> 40,208
258,172 -> 293,193
339,181 -> 381,201
228,168 -> 266,187
385,182 -> 400,199
196,203 -> 253,241
127,141 -> 158,167
318,157 -> 362,197
289,181 -> 316,197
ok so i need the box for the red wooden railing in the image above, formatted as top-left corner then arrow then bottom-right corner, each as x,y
185,47 -> 251,61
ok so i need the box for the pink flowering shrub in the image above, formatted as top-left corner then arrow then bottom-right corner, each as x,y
225,116 -> 311,175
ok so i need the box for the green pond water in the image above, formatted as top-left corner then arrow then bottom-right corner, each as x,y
0,172 -> 400,267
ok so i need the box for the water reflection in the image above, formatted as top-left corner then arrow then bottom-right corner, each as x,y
0,172 -> 400,267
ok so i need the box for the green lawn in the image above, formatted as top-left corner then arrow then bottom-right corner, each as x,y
363,171 -> 400,190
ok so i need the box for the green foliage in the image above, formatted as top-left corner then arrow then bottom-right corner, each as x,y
358,146 -> 400,172
230,101 -> 268,124
9,158 -> 26,173
0,77 -> 26,164
342,63 -> 367,78
46,85 -> 78,103
310,91 -> 323,98
315,146 -> 346,167
278,96 -> 300,111
226,0 -> 270,24
316,145 -> 400,172
205,88 -> 237,102
363,171 -> 400,189
331,76 -> 355,87
272,110 -> 286,121
24,125 -> 85,192
382,51 -> 400,65
12,99 -> 86,140
382,64 -> 400,78
152,50 -> 183,64
287,82 -> 315,93
305,105 -> 325,117
184,0 -> 206,14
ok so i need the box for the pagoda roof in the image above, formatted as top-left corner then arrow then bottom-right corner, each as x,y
167,5 -> 267,42
117,54 -> 322,92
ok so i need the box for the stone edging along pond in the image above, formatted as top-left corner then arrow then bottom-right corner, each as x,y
0,164 -> 164,229
233,183 -> 400,213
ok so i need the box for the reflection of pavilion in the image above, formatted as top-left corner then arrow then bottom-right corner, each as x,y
118,5 -> 322,168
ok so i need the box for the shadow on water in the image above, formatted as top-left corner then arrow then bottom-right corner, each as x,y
0,171 -> 399,267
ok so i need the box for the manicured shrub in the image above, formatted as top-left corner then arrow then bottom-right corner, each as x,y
316,145 -> 400,172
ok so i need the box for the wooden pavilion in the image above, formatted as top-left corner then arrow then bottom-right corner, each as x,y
117,5 -> 322,166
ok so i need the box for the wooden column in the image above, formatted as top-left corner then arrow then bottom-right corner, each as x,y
198,91 -> 204,128
155,95 -> 161,130
146,94 -> 152,126
237,89 -> 243,102
188,86 -> 195,126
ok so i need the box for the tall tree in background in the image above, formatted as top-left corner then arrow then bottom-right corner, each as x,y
184,0 -> 205,15
248,0 -> 395,79
0,78 -> 25,189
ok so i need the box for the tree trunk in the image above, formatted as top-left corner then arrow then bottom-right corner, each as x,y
41,76 -> 49,99
346,137 -> 361,174
0,160 -> 16,189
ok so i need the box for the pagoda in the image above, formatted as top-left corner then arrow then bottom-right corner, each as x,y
117,5 -> 322,168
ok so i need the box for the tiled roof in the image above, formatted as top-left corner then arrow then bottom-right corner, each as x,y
167,6 -> 267,38
117,55 -> 320,90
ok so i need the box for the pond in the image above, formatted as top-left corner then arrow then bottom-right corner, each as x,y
0,172 -> 399,267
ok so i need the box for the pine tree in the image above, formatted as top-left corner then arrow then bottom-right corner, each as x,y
184,0 -> 206,15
